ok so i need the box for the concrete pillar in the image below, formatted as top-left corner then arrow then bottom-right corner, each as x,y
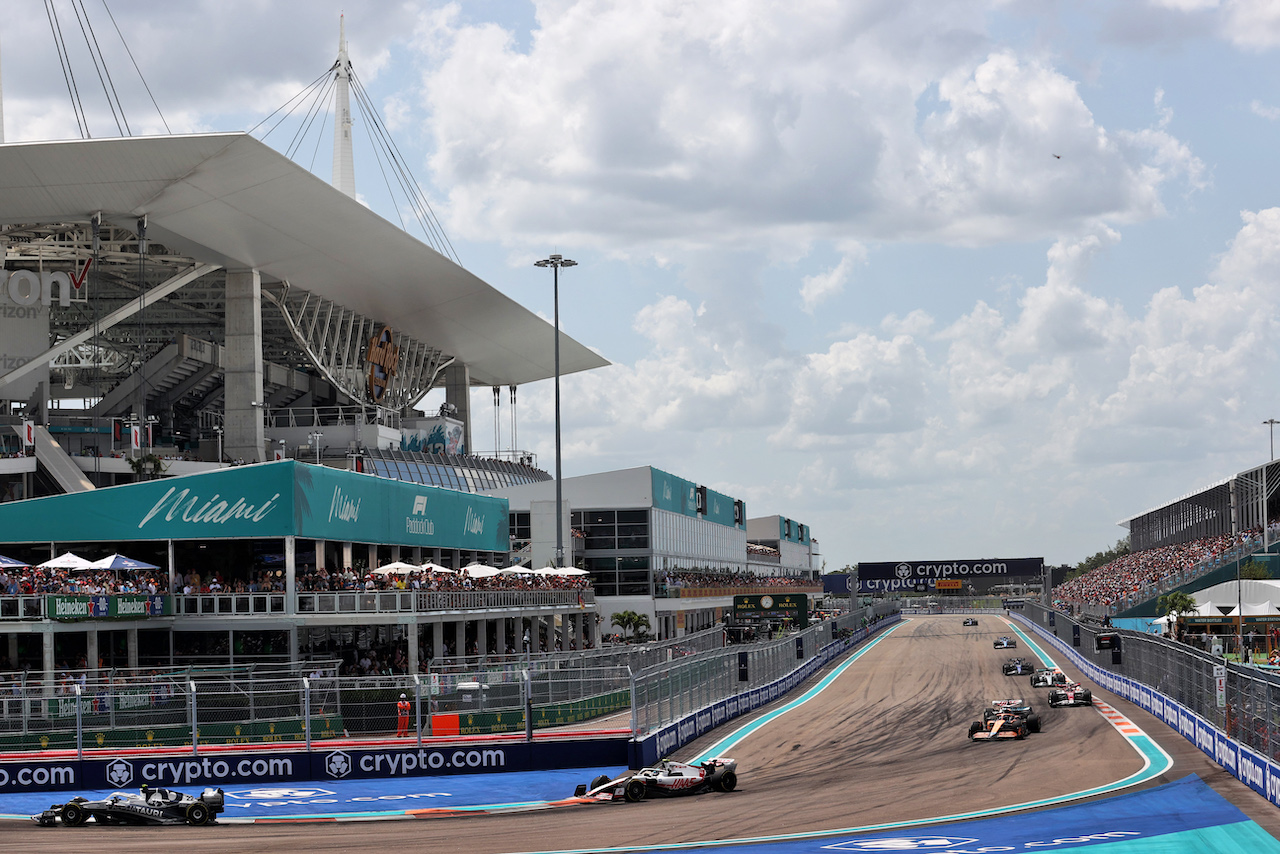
443,363 -> 473,454
287,625 -> 298,666
41,629 -> 55,700
86,630 -> 98,675
367,543 -> 377,570
284,536 -> 297,615
575,614 -> 585,650
453,620 -> 465,659
407,621 -> 419,674
342,542 -> 353,569
315,540 -> 326,572
126,627 -> 139,670
432,622 -> 444,664
224,268 -> 265,463
478,618 -> 489,657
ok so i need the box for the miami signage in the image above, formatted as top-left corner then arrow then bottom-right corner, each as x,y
857,557 -> 1043,594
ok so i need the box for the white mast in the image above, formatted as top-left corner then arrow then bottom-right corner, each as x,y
331,15 -> 355,198
0,34 -> 6,143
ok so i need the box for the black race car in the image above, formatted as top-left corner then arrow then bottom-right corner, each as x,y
574,758 -> 738,802
963,617 -> 978,626
1002,658 -> 1033,675
993,636 -> 1017,649
982,698 -> 1042,732
1047,682 -> 1093,707
33,785 -> 225,826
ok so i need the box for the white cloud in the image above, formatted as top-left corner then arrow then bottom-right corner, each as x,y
800,251 -> 864,313
1251,99 -> 1280,120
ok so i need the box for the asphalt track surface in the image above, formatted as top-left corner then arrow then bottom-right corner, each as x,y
7,615 -> 1280,852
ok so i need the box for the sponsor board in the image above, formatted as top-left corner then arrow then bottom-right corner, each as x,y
857,557 -> 1042,593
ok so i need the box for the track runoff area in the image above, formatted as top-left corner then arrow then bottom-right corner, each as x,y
0,618 -> 1275,853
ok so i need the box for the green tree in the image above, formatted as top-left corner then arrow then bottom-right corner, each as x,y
1066,538 -> 1131,582
1157,591 -> 1199,638
610,610 -> 647,641
1241,559 -> 1272,580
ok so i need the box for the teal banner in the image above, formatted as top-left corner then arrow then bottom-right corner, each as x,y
704,487 -> 738,528
294,465 -> 508,552
780,517 -> 810,544
0,462 -> 509,552
651,467 -> 697,517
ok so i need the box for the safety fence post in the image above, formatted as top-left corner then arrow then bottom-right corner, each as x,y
190,681 -> 198,757
303,677 -> 311,751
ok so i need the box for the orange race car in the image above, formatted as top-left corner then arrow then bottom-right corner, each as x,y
968,711 -> 1029,741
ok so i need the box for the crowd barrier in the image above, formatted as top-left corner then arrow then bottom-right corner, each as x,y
1012,605 -> 1280,810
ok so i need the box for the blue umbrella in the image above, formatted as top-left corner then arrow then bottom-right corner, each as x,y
0,554 -> 29,568
88,554 -> 161,571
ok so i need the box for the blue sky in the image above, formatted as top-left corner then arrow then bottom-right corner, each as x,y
7,0 -> 1280,569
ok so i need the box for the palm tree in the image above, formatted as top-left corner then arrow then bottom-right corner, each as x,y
610,611 -> 652,642
1158,591 -> 1198,641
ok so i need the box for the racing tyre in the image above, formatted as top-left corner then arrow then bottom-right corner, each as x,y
590,775 -> 611,791
624,778 -> 647,803
1082,691 -> 1092,705
1026,714 -> 1041,733
186,802 -> 210,826
61,802 -> 87,827
968,721 -> 983,740
719,771 -> 737,792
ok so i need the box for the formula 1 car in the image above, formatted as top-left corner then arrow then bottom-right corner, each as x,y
969,711 -> 1029,741
33,785 -> 225,826
1047,682 -> 1093,707
963,617 -> 978,626
993,636 -> 1017,649
1002,658 -> 1033,676
982,698 -> 1042,732
574,758 -> 738,802
1030,668 -> 1069,688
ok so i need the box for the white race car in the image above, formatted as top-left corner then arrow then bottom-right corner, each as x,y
1030,668 -> 1069,688
574,758 -> 738,802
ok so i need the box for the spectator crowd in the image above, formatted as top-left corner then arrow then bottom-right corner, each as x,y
0,566 -> 168,596
1053,531 -> 1258,611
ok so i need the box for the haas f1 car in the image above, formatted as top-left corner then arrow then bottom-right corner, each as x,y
1030,668 -> 1069,688
33,785 -> 225,827
1048,682 -> 1093,707
574,758 -> 738,802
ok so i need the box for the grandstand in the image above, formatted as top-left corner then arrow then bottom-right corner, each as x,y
1053,459 -> 1280,620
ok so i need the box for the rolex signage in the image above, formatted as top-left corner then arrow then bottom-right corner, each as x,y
366,325 -> 400,403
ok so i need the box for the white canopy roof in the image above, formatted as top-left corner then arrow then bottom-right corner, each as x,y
0,133 -> 608,387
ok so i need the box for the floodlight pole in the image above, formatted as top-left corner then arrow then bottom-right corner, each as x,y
534,254 -> 576,568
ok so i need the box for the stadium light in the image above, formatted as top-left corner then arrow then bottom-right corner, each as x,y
534,254 -> 576,568
1266,419 -> 1280,462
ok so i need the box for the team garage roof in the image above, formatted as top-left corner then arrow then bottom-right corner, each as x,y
0,132 -> 608,387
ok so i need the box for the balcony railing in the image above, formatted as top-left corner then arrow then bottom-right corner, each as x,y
654,584 -> 822,599
0,589 -> 595,621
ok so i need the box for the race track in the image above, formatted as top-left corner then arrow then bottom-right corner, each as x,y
7,615 -> 1280,852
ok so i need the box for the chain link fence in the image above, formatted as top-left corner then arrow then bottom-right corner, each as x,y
1021,602 -> 1280,763
630,603 -> 898,736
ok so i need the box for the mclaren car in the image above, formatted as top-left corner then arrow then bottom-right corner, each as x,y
982,698 -> 1042,732
969,711 -> 1029,741
1047,682 -> 1093,707
993,636 -> 1017,649
574,758 -> 738,802
33,785 -> 225,826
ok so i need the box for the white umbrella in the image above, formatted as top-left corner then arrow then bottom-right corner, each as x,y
536,566 -> 589,576
39,552 -> 95,570
498,566 -> 534,575
420,562 -> 456,574
461,565 -> 502,578
371,561 -> 420,576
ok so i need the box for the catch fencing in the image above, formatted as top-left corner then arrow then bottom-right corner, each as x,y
630,602 -> 898,736
1020,602 -> 1280,764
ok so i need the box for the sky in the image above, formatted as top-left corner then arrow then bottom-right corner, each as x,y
5,0 -> 1280,570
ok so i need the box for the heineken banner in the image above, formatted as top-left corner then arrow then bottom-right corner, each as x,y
49,595 -> 169,621
0,461 -> 508,552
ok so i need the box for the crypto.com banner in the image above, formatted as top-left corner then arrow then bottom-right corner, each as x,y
857,557 -> 1042,594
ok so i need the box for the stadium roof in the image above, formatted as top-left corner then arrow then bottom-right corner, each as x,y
0,133 -> 608,387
